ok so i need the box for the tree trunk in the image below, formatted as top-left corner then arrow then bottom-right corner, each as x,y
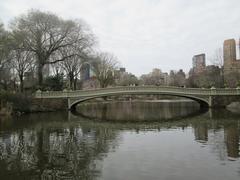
37,63 -> 44,88
69,72 -> 75,90
19,75 -> 24,93
221,68 -> 224,87
74,78 -> 77,90
100,82 -> 105,88
69,74 -> 73,90
99,79 -> 106,88
3,80 -> 8,91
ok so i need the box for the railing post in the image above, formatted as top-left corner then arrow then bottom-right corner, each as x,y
67,98 -> 71,110
63,89 -> 68,97
209,96 -> 213,108
63,89 -> 71,110
210,86 -> 216,95
36,89 -> 42,98
236,86 -> 240,95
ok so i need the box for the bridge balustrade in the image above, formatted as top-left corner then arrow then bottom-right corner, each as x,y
35,86 -> 240,99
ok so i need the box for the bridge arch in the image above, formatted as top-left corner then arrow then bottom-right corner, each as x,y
35,86 -> 240,110
69,91 -> 209,111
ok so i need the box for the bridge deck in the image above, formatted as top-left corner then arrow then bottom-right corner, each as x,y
35,86 -> 240,99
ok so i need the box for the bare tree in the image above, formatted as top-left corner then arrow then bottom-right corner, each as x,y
91,52 -> 119,88
11,49 -> 34,92
210,48 -> 224,67
59,27 -> 94,90
0,24 -> 13,90
0,23 -> 9,70
224,72 -> 240,88
51,63 -> 64,76
8,31 -> 35,92
117,73 -> 139,86
187,66 -> 222,88
140,68 -> 166,86
210,48 -> 224,86
11,10 -> 95,87
60,49 -> 83,90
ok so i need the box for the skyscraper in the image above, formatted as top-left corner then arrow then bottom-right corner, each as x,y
192,54 -> 206,74
223,39 -> 240,75
80,63 -> 90,81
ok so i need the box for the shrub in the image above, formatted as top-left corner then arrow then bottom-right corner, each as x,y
0,91 -> 32,112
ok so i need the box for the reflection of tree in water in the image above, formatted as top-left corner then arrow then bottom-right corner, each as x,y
0,113 -> 119,179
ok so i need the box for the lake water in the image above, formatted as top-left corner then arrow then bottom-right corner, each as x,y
0,101 -> 240,180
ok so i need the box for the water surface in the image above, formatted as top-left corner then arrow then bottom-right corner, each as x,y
0,101 -> 239,180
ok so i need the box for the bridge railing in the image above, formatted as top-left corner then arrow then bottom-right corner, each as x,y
35,86 -> 240,98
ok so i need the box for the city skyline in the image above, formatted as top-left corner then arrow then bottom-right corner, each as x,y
1,0 -> 240,75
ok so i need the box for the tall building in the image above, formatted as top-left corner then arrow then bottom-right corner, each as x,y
223,39 -> 240,75
114,67 -> 127,80
119,67 -> 126,73
192,54 -> 206,74
80,63 -> 91,81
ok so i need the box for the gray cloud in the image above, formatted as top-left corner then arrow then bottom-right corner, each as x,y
1,0 -> 240,76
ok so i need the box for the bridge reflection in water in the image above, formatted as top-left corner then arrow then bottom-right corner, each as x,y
74,100 -> 202,122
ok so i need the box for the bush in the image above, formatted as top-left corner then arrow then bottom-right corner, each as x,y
0,91 -> 32,112
43,74 -> 64,91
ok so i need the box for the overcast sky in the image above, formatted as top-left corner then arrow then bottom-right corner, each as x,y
1,0 -> 240,76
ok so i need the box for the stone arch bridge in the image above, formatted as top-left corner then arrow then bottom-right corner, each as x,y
35,86 -> 240,111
